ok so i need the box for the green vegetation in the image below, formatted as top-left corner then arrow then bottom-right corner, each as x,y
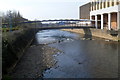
1,10 -> 40,78
2,75 -> 13,80
2,10 -> 28,28
2,27 -> 20,32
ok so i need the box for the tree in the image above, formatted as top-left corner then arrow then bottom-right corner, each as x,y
2,10 -> 28,27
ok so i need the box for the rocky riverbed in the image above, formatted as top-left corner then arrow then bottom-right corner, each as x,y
10,44 -> 60,78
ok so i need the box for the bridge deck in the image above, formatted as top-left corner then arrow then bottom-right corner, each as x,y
36,26 -> 95,30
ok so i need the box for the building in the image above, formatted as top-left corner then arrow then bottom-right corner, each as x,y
79,2 -> 91,26
90,0 -> 120,30
79,2 -> 91,19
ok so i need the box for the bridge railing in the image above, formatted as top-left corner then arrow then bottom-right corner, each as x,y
2,19 -> 96,30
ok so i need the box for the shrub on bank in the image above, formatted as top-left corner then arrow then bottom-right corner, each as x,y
2,27 -> 20,32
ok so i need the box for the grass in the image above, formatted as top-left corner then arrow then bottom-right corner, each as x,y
2,27 -> 20,32
2,75 -> 13,80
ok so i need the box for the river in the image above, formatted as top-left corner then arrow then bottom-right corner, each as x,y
35,30 -> 118,78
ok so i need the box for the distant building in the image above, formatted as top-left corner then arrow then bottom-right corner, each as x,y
90,0 -> 120,30
79,2 -> 91,19
79,2 -> 91,26
80,0 -> 120,31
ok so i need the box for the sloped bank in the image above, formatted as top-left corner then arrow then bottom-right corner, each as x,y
62,28 -> 120,41
2,28 -> 39,75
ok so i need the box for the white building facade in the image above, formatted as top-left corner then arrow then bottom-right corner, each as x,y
90,0 -> 120,30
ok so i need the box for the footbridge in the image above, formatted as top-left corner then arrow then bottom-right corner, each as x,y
36,26 -> 95,30
2,19 -> 95,30
22,19 -> 91,23
25,19 -> 94,29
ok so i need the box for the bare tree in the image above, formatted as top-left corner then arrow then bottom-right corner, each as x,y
2,10 -> 28,27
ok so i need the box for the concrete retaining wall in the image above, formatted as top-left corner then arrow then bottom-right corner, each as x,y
62,28 -> 119,41
2,28 -> 39,74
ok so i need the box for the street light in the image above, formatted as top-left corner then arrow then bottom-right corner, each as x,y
0,12 -> 2,28
9,11 -> 12,32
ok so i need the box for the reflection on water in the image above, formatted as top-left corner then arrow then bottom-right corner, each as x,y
36,30 -> 118,78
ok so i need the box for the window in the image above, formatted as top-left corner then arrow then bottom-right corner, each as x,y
112,0 -> 114,6
108,2 -> 109,7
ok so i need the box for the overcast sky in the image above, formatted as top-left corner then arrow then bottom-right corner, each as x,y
0,0 -> 90,20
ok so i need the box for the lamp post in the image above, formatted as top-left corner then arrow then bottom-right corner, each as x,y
9,11 -> 12,32
34,19 -> 37,34
0,16 -> 2,28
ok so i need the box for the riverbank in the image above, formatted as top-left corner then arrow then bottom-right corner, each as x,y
2,28 -> 39,75
10,44 -> 59,78
62,28 -> 119,41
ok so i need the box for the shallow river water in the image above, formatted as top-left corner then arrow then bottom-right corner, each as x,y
35,30 -> 118,78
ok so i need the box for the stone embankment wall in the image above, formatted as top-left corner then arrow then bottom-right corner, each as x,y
2,28 -> 39,74
62,28 -> 119,41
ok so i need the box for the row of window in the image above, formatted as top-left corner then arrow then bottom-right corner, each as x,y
91,1 -> 120,11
